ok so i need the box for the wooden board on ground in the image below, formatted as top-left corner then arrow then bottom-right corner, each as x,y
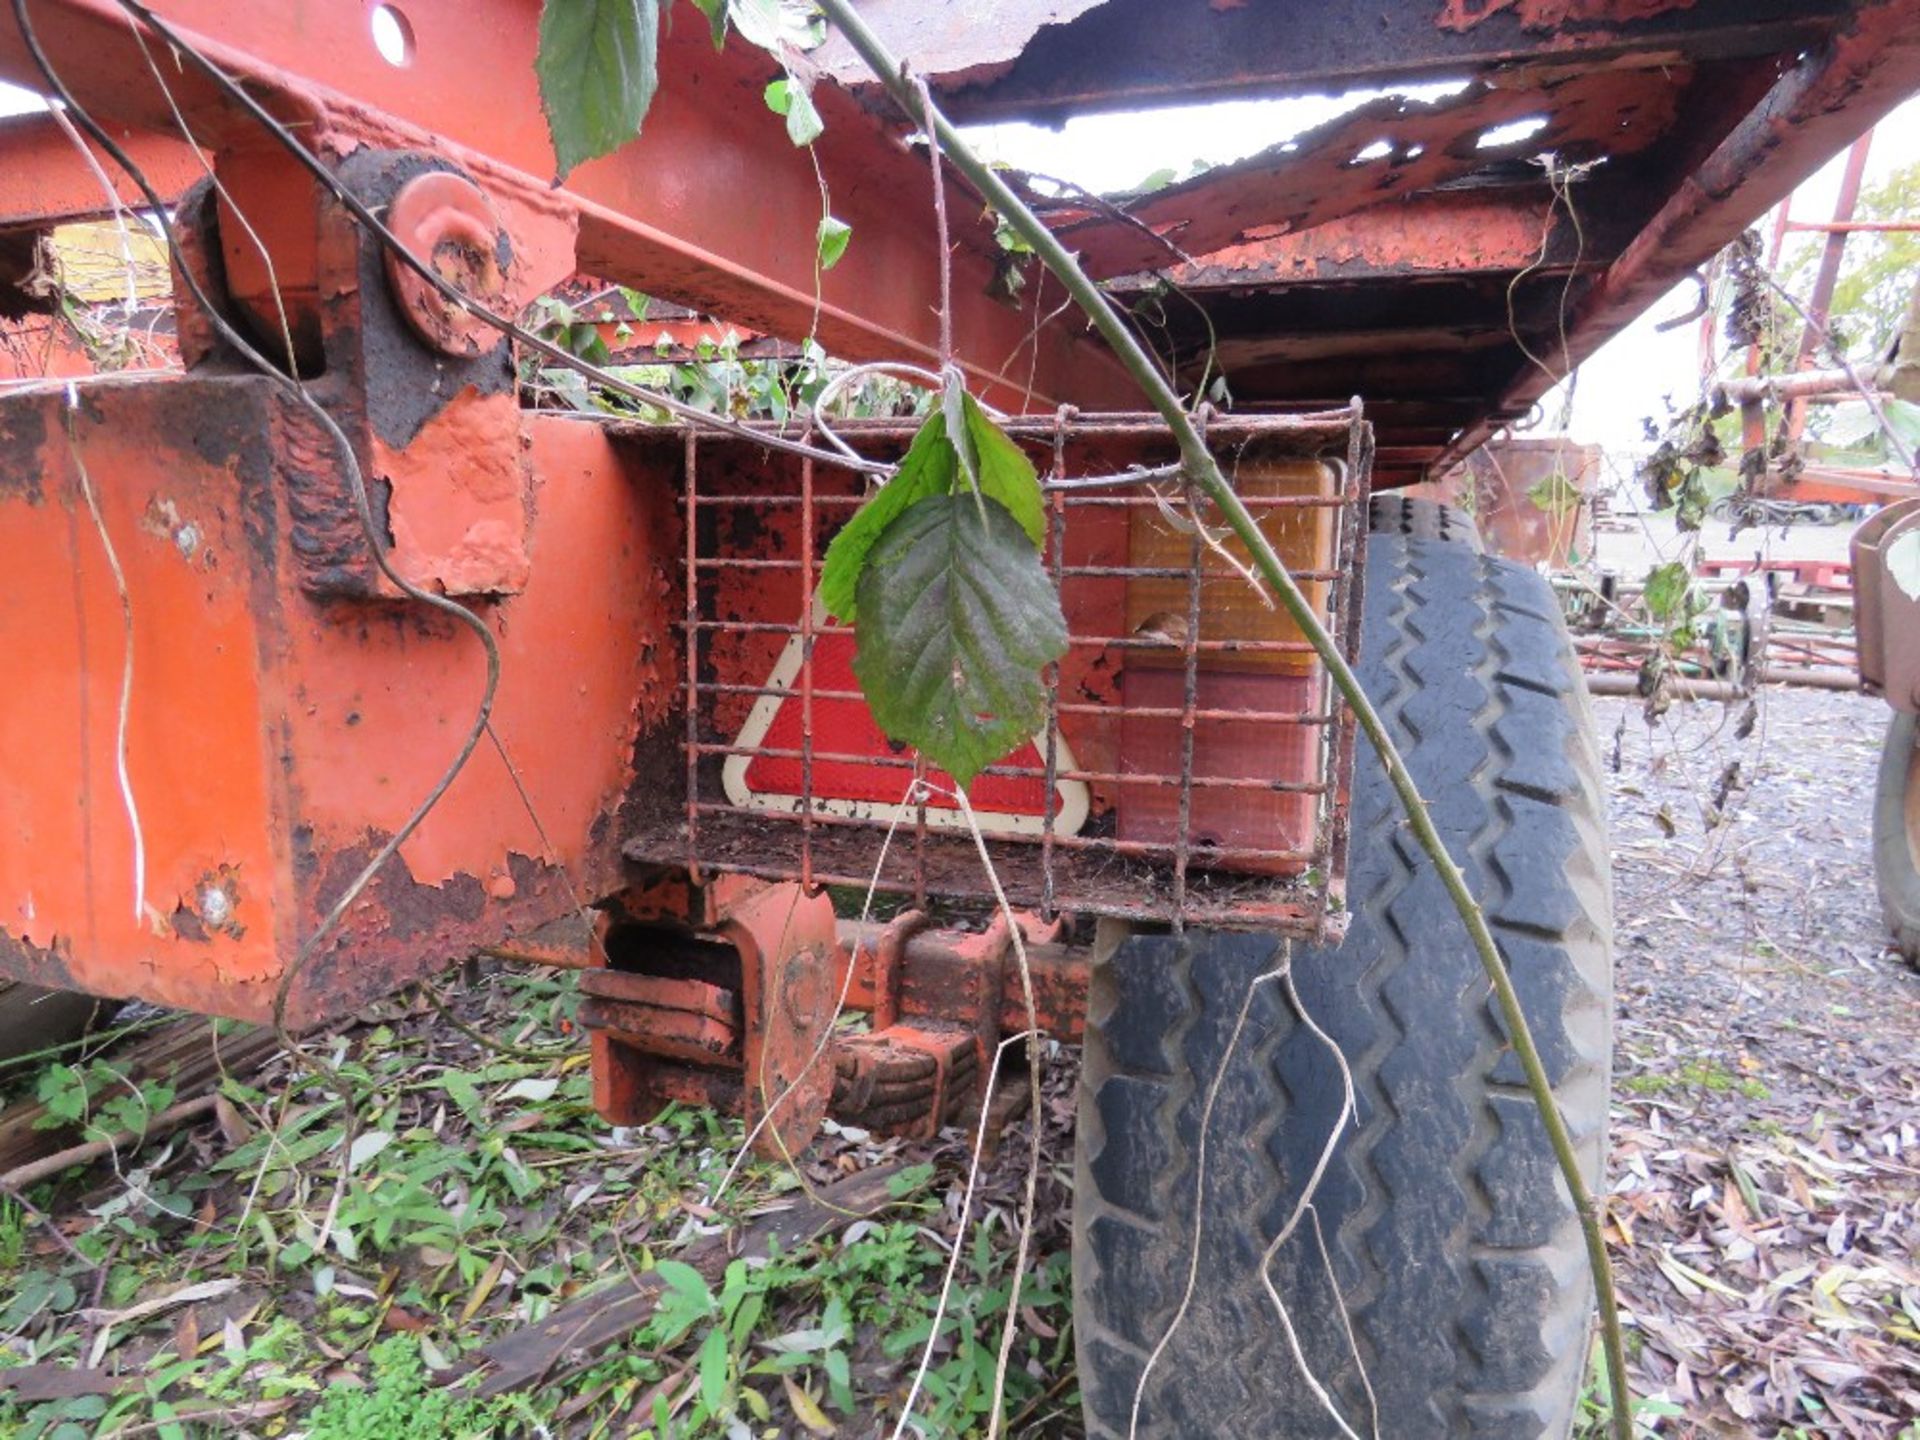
0,1015 -> 279,1176
466,1164 -> 903,1398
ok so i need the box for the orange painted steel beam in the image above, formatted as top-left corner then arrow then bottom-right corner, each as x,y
0,386 -> 672,1027
0,0 -> 1134,412
0,110 -> 200,229
1118,188 -> 1613,292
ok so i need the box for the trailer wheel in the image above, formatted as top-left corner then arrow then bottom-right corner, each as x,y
1366,493 -> 1483,552
1073,523 -> 1612,1438
0,980 -> 119,1066
1872,711 -> 1920,969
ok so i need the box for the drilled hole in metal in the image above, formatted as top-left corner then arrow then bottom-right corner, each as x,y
1476,115 -> 1548,150
370,4 -> 415,67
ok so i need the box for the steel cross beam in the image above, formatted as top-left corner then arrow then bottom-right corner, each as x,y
818,0 -> 1852,124
0,0 -> 1135,411
0,110 -> 199,230
1109,189 -> 1612,292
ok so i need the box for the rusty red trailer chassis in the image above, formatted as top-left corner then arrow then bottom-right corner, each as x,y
1,0 -> 1916,1150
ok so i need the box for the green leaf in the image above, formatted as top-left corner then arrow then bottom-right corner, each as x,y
1525,469 -> 1580,521
942,372 -> 978,495
823,1346 -> 850,1392
818,390 -> 1043,624
964,394 -> 1045,547
698,1324 -> 731,1413
689,0 -> 728,47
1643,561 -> 1692,623
816,215 -> 852,271
852,493 -> 1068,788
885,1161 -> 935,1198
440,1071 -> 482,1121
536,0 -> 663,182
35,1063 -> 89,1127
817,410 -> 954,621
657,1258 -> 714,1310
764,77 -> 823,146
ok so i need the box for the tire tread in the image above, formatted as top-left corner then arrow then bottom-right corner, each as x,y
1074,525 -> 1611,1438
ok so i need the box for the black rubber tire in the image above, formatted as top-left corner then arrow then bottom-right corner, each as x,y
1074,528 -> 1613,1438
1872,711 -> 1920,970
1366,493 -> 1483,553
0,979 -> 119,1065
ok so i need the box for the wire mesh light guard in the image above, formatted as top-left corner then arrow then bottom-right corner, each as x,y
617,404 -> 1372,943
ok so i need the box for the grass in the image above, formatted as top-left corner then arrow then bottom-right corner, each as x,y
0,966 -> 1075,1438
0,1195 -> 26,1274
1573,1339 -> 1684,1439
1621,1057 -> 1770,1101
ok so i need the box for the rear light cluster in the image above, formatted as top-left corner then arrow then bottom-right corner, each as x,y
620,406 -> 1370,940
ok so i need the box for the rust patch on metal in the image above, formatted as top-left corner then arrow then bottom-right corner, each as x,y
1052,70 -> 1684,277
0,398 -> 46,503
169,864 -> 246,944
276,397 -> 387,597
382,171 -> 513,359
1438,0 -> 1700,33
831,1024 -> 978,1138
0,926 -> 78,993
579,968 -> 742,1065
719,880 -> 840,1160
287,844 -> 574,1027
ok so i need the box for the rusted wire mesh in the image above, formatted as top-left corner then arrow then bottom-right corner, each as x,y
624,406 -> 1370,939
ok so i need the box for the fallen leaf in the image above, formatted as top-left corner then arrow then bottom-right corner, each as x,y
460,1252 -> 508,1324
782,1374 -> 836,1436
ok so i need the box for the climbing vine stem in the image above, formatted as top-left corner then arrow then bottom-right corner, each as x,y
814,2 -> 1632,1433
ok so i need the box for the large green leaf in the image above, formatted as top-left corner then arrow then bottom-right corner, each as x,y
852,494 -> 1067,789
537,0 -> 663,182
964,393 -> 1045,546
817,396 -> 1044,621
817,410 -> 953,621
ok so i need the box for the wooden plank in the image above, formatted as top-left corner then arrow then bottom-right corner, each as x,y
0,1016 -> 279,1175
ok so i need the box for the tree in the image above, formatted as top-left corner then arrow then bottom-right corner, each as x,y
1781,157 -> 1920,365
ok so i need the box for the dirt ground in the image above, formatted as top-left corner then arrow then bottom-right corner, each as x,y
1593,684 -> 1920,1436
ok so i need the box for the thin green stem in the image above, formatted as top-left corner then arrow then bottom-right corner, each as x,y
815,4 -> 1632,1435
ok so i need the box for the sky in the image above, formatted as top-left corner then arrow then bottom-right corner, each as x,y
5,71 -> 1915,455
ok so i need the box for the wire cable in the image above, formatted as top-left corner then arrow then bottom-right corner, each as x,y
114,0 -> 891,478
108,1 -> 1203,497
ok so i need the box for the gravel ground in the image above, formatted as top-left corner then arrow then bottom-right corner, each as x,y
1596,684 -> 1920,1436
